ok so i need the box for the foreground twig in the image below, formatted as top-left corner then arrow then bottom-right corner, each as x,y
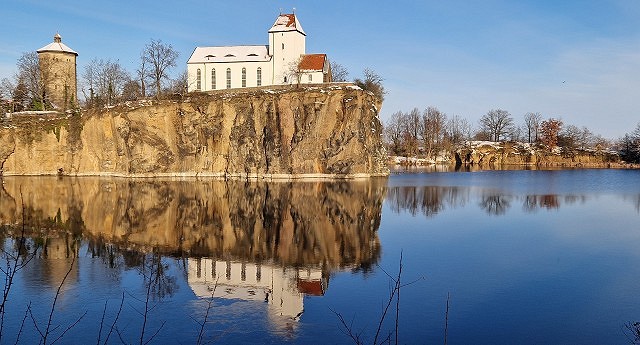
41,256 -> 78,345
444,292 -> 451,345
195,278 -> 219,345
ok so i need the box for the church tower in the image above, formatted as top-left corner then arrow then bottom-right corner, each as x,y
268,13 -> 306,85
37,33 -> 78,110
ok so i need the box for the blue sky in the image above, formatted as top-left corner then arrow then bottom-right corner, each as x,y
1,0 -> 638,139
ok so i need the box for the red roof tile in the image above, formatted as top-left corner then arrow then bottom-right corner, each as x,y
298,54 -> 326,71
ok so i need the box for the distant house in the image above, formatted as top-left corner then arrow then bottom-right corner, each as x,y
187,13 -> 331,92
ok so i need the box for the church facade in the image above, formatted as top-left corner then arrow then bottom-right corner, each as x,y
37,33 -> 78,110
187,13 -> 331,92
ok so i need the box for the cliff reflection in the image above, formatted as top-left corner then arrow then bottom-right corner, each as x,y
0,177 -> 384,336
0,177 -> 384,270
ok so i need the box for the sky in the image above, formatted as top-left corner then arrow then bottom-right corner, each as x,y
1,0 -> 639,139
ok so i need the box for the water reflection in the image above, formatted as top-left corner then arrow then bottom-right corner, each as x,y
0,177 -> 385,342
386,185 -> 639,217
0,177 -> 384,268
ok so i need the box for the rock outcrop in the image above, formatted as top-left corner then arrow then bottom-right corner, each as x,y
455,141 -> 619,168
0,85 -> 388,178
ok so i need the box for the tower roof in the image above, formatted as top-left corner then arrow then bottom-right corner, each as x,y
268,13 -> 306,36
37,33 -> 78,56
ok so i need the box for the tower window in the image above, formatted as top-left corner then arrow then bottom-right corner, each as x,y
308,74 -> 312,82
282,43 -> 285,50
211,69 -> 216,89
226,68 -> 231,89
241,68 -> 246,87
256,67 -> 262,87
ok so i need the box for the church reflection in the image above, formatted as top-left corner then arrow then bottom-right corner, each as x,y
0,176 -> 385,332
188,258 -> 325,331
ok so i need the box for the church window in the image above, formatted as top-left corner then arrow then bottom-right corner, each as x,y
226,68 -> 231,89
308,74 -> 312,82
196,69 -> 202,90
256,68 -> 262,87
282,43 -> 285,50
241,68 -> 246,87
211,69 -> 216,89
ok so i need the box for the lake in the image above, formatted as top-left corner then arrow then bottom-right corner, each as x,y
0,169 -> 639,344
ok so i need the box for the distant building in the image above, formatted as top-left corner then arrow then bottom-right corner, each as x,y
37,33 -> 78,110
187,13 -> 331,92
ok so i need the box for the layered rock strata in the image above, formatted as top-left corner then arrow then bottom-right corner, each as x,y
0,85 -> 388,178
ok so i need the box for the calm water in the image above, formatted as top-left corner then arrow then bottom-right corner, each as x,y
0,169 -> 639,344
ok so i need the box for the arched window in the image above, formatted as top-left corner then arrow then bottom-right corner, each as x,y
308,74 -> 312,82
241,67 -> 246,87
211,69 -> 216,89
196,69 -> 201,90
226,68 -> 231,89
256,67 -> 262,87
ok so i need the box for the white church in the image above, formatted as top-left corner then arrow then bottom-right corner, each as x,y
187,13 -> 332,92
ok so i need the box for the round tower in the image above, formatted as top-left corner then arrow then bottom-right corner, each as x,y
37,33 -> 78,110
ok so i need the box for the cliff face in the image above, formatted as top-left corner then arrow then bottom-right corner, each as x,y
455,141 -> 619,167
0,85 -> 388,178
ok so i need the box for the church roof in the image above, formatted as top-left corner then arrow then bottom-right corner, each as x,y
298,54 -> 327,72
187,45 -> 271,64
268,13 -> 306,36
37,34 -> 78,56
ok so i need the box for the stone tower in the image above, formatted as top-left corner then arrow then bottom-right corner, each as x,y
37,33 -> 78,110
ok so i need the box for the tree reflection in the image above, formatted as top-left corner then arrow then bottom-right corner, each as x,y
385,185 -> 619,217
387,186 -> 468,217
479,195 -> 511,215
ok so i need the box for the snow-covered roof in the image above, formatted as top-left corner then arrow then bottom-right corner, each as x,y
37,34 -> 78,56
268,13 -> 306,36
187,45 -> 271,64
298,54 -> 326,72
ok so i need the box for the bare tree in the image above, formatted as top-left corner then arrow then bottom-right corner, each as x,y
479,109 -> 515,142
330,61 -> 349,82
82,59 -> 130,107
444,114 -> 471,146
353,68 -> 386,101
523,112 -> 542,143
384,111 -> 405,155
16,52 -> 48,110
121,80 -> 142,101
422,106 -> 446,158
142,39 -> 178,98
166,69 -> 188,95
136,52 -> 148,98
540,118 -> 563,150
404,108 -> 422,157
285,57 -> 304,86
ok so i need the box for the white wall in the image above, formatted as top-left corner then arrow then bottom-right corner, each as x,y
269,31 -> 306,85
188,61 -> 273,92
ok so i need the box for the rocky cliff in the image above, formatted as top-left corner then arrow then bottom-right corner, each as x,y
0,85 -> 388,178
455,141 -> 620,168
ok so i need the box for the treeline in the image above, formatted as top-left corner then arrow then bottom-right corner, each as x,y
383,106 -> 640,163
0,39 -> 181,112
